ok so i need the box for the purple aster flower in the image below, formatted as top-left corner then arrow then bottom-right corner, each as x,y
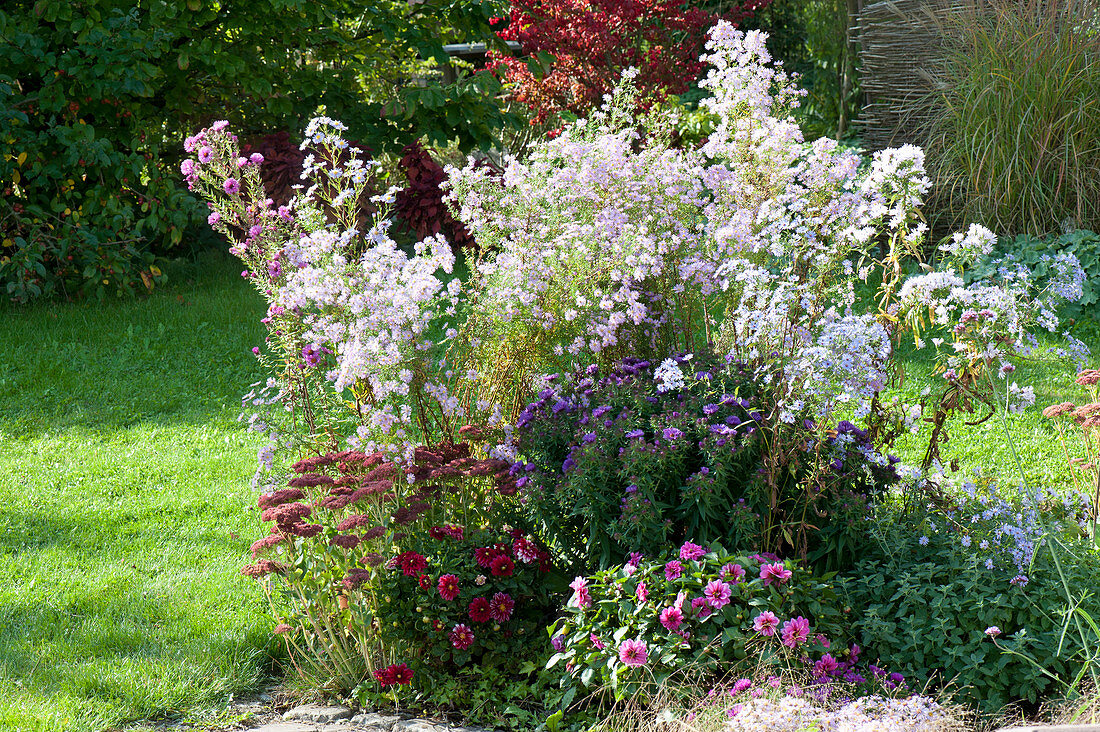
662,427 -> 683,441
223,178 -> 240,195
198,146 -> 213,163
626,429 -> 645,439
207,211 -> 220,226
301,344 -> 323,366
250,152 -> 264,165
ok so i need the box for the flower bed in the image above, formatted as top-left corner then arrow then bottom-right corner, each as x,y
183,17 -> 1097,731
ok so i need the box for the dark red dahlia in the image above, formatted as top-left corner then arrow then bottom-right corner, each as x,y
489,555 -> 515,577
468,597 -> 491,623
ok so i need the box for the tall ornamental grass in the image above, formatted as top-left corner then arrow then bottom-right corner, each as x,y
924,0 -> 1100,236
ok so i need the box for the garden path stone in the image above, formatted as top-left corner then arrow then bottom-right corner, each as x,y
349,712 -> 402,729
393,720 -> 445,732
284,703 -> 355,723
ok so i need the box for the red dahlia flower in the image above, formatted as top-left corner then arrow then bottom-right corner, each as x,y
438,574 -> 460,601
489,592 -> 515,622
450,623 -> 475,650
490,555 -> 514,577
468,597 -> 491,623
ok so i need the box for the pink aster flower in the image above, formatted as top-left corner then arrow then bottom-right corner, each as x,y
752,611 -> 779,636
781,616 -> 810,648
180,159 -> 195,176
618,638 -> 648,667
664,560 -> 683,580
569,576 -> 591,608
250,152 -> 264,165
704,579 -> 732,609
659,605 -> 683,631
197,146 -> 213,163
679,541 -> 706,561
211,119 -> 229,131
437,574 -> 460,601
223,177 -> 240,195
760,562 -> 793,586
207,211 -> 220,226
985,626 -> 1002,638
450,623 -> 474,650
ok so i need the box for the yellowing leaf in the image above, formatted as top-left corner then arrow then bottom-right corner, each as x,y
12,170 -> 19,184
150,265 -> 162,277
17,152 -> 26,166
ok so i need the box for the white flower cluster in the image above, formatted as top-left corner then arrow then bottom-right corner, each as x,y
940,223 -> 996,265
725,694 -> 960,732
446,23 -> 934,420
653,358 -> 686,393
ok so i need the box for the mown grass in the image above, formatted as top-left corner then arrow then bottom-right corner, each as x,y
0,251 -> 278,732
885,318 -> 1100,492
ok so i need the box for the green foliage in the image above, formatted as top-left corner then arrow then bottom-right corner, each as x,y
383,663 -> 554,730
844,502 -> 1100,711
0,0 -> 515,301
966,230 -> 1100,323
923,2 -> 1100,235
547,547 -> 848,707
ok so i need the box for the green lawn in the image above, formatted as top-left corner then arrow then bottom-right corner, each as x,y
0,252 -> 278,732
885,321 -> 1100,493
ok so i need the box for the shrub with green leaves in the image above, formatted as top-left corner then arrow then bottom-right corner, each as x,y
843,484 -> 1100,711
0,0 -> 514,301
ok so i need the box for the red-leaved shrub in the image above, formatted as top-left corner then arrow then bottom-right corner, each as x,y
491,0 -> 773,127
